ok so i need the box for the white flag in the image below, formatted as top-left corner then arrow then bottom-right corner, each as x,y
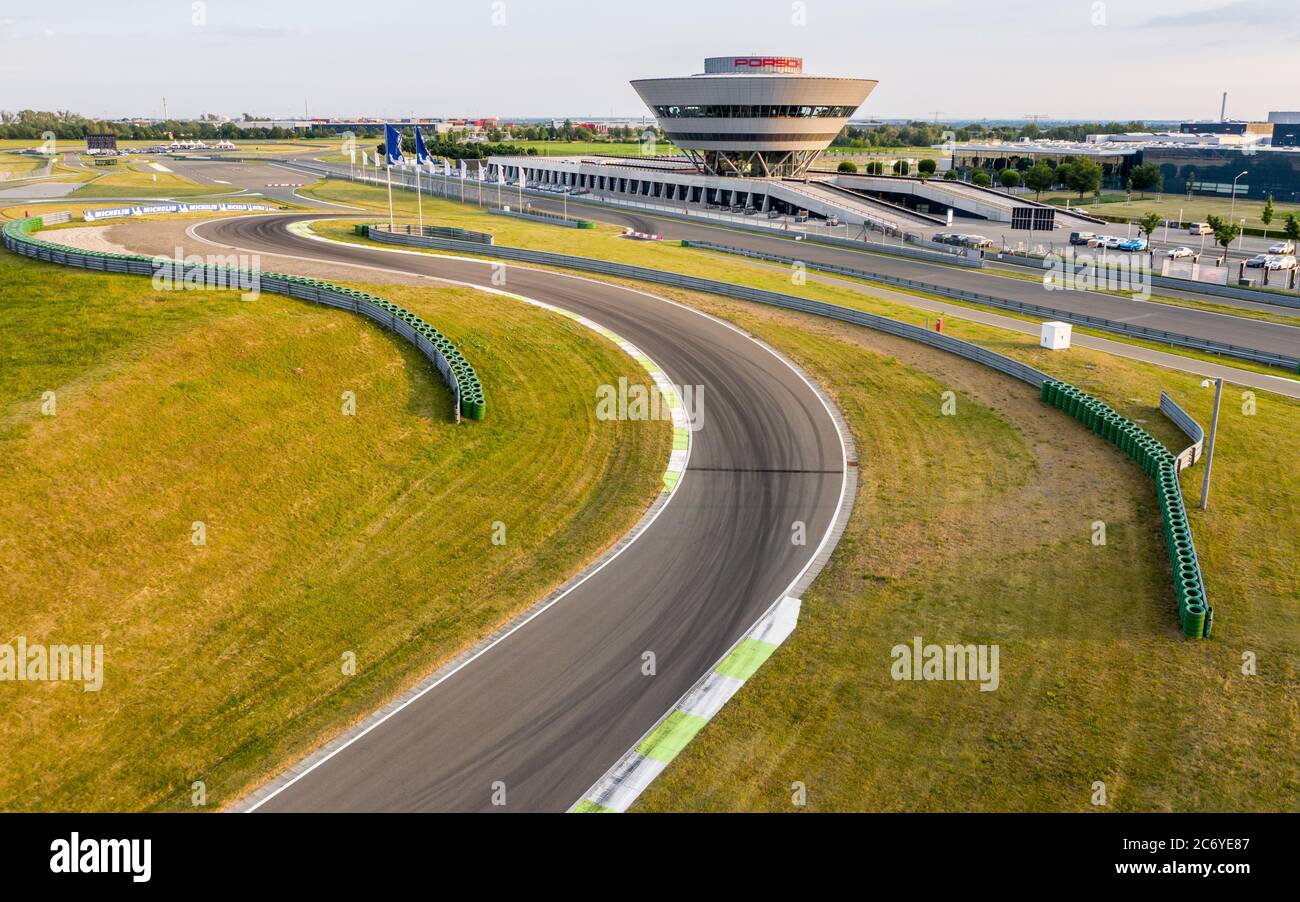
459,159 -> 467,179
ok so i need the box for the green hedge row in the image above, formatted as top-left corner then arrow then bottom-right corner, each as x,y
1041,380 -> 1210,638
4,217 -> 484,420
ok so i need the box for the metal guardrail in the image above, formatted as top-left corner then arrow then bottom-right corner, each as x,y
2,216 -> 485,421
688,240 -> 1300,371
1160,391 -> 1206,472
379,222 -> 494,245
488,207 -> 593,229
362,223 -> 1054,389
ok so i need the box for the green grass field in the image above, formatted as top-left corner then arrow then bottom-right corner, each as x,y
0,242 -> 671,810
624,278 -> 1300,812
298,178 -> 1298,810
0,152 -> 47,177
69,161 -> 221,198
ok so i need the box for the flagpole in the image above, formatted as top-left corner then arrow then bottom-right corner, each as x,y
386,164 -> 394,231
415,161 -> 423,232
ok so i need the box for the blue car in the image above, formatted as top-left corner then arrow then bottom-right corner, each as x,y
1118,238 -> 1147,252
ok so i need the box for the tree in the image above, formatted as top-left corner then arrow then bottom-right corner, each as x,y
1138,212 -> 1163,250
1053,160 -> 1074,192
1261,195 -> 1275,242
1284,212 -> 1300,250
999,168 -> 1021,190
837,160 -> 858,174
1129,162 -> 1162,198
892,159 -> 910,176
1063,158 -> 1102,198
1207,214 -> 1242,284
1024,161 -> 1055,200
971,170 -> 992,187
918,158 -> 937,176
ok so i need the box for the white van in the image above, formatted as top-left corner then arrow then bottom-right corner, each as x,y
1189,222 -> 1213,236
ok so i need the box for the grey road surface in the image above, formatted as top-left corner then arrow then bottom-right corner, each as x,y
192,213 -> 848,812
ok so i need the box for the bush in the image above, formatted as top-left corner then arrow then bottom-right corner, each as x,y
972,170 -> 992,187
942,170 -> 957,180
918,159 -> 937,176
999,168 -> 1021,189
837,160 -> 858,174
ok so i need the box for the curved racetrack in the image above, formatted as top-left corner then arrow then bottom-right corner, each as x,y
191,214 -> 849,812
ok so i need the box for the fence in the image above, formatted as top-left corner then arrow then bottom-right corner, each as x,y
1160,391 -> 1207,471
1042,380 -> 1211,638
686,240 -> 1300,371
2,216 -> 485,421
992,248 -> 1300,310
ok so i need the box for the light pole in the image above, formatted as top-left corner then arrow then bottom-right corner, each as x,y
1228,170 -> 1248,255
1199,378 -> 1223,511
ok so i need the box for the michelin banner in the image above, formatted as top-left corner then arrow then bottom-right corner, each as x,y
83,203 -> 275,222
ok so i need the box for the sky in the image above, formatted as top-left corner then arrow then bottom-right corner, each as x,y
1,0 -> 1297,122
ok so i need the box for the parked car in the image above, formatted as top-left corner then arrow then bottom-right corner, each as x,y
960,235 -> 993,249
826,215 -> 841,227
1085,235 -> 1110,248
1067,207 -> 1090,216
1118,238 -> 1146,252
1167,246 -> 1194,259
1069,231 -> 1095,246
743,207 -> 758,216
1245,254 -> 1270,268
1265,255 -> 1296,270
767,209 -> 782,219
1268,241 -> 1296,254
1189,222 -> 1213,236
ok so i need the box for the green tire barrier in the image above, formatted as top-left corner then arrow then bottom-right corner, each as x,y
1040,379 -> 1210,638
3,217 -> 484,421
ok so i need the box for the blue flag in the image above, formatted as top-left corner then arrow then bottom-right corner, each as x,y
414,127 -> 431,166
384,124 -> 404,166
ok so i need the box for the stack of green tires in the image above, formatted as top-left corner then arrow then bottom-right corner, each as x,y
1040,379 -> 1211,638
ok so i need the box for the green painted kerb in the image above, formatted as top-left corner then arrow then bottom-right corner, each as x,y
635,711 -> 709,764
715,637 -> 780,681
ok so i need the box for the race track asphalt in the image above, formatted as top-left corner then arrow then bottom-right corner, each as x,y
192,213 -> 848,812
